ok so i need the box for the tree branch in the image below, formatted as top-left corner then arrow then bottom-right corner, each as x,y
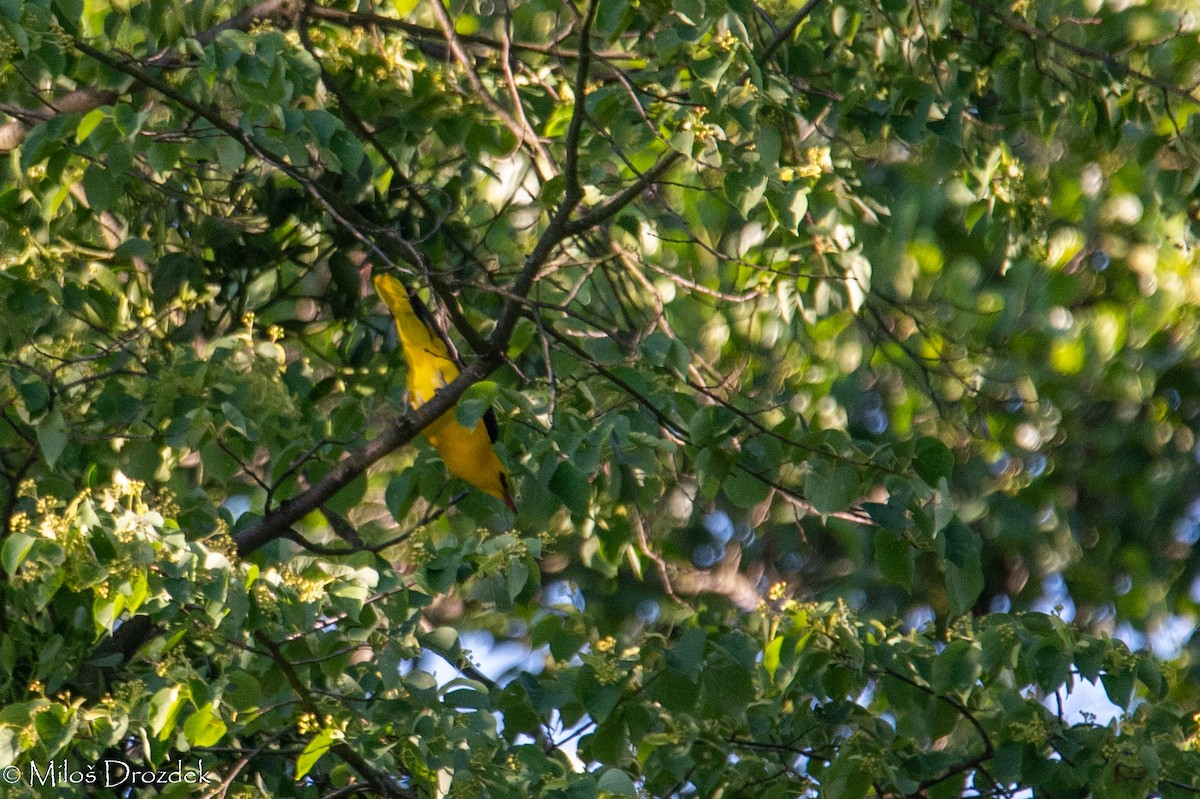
255,631 -> 417,798
564,150 -> 684,236
305,5 -> 636,61
756,0 -> 825,69
880,666 -> 995,791
70,38 -> 427,276
966,0 -> 1200,104
427,0 -> 552,170
671,545 -> 764,610
0,0 -> 295,153
560,0 -> 600,201
67,0 -> 689,696
0,87 -> 118,152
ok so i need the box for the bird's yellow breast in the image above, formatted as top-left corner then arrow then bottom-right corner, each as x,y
424,412 -> 510,500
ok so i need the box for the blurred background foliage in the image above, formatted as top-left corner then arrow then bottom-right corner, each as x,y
3,0 -> 1200,796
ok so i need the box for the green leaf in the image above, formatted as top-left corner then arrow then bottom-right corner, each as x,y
586,712 -> 628,764
581,676 -> 622,724
469,573 -> 511,608
183,703 -> 227,747
36,408 -> 68,468
444,686 -> 490,709
14,375 -> 50,419
1102,664 -> 1135,709
932,639 -> 981,694
763,635 -> 784,681
296,728 -> 343,780
122,439 -> 162,481
666,627 -> 706,681
542,107 -> 573,139
549,461 -> 590,516
863,490 -> 908,533
496,684 -> 541,741
114,237 -> 154,263
641,330 -> 672,366
805,464 -> 858,515
507,317 -> 537,360
914,437 -> 954,485
1030,636 -> 1072,693
538,617 -> 588,661
75,108 -> 107,144
1137,657 -> 1165,699
19,117 -> 64,172
148,685 -> 187,740
772,182 -> 809,231
942,521 -> 982,616
1,533 -> 35,575
964,199 -> 987,232
1074,638 -> 1105,682
874,530 -> 913,590
693,49 -> 735,89
153,252 -> 200,304
215,137 -> 246,173
420,626 -> 462,663
822,753 -> 873,799
82,164 -> 119,211
384,471 -> 415,519
943,519 -> 980,570
757,124 -> 782,168
597,768 -> 637,797
932,479 -> 954,534
593,0 -> 630,36
455,381 -> 497,430
93,591 -> 126,633
539,174 -> 565,207
725,464 -> 771,507
724,166 -> 768,219
701,652 -> 755,717
507,558 -> 530,599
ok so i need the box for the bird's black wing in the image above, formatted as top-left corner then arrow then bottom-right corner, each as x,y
483,407 -> 500,443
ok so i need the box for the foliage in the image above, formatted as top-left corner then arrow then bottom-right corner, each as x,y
1,0 -> 1200,796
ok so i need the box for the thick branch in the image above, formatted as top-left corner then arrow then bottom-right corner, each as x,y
671,545 -> 764,610
233,361 -> 485,557
0,88 -> 118,152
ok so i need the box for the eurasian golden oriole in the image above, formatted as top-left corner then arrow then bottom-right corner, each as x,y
373,273 -> 517,513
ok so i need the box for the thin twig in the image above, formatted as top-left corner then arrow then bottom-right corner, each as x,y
881,666 -> 995,791
632,509 -> 686,606
427,0 -> 551,171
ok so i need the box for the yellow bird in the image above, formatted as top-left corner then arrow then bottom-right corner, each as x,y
373,273 -> 517,513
